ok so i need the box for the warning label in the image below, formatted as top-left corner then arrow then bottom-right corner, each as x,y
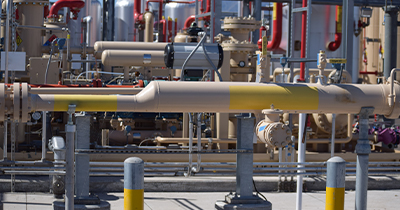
16,32 -> 22,47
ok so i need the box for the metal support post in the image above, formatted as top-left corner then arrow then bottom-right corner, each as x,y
243,0 -> 250,17
10,122 -> 15,192
42,111 -> 47,161
65,105 -> 76,210
124,157 -> 144,210
252,0 -> 262,44
325,156 -> 346,210
330,114 -> 336,157
383,6 -> 399,79
215,114 -> 271,210
75,113 -> 91,199
355,107 -> 374,210
342,0 -> 354,80
2,121 -> 7,160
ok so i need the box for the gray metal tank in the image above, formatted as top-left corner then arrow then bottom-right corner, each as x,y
67,0 -> 102,47
114,0 -> 134,41
165,1 -> 196,32
88,0 -> 102,46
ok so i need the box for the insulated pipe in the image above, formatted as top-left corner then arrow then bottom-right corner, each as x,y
93,42 -> 167,59
29,88 -> 143,95
48,0 -> 85,20
101,50 -> 165,67
299,0 -> 308,82
267,3 -> 283,51
144,12 -> 154,42
28,81 -> 400,119
327,6 -> 342,51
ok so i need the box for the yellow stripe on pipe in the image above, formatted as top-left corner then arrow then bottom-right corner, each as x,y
325,187 -> 345,210
124,188 -> 144,210
53,95 -> 118,112
229,86 -> 319,110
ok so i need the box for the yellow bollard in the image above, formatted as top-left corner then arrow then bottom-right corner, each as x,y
325,156 -> 346,210
124,157 -> 144,210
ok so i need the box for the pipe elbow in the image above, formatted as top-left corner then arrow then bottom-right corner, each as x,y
184,15 -> 195,29
327,33 -> 342,51
48,0 -> 85,19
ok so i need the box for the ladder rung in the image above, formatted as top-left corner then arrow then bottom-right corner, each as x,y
293,7 -> 308,13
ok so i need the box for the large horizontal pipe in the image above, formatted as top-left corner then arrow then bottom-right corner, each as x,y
29,88 -> 143,95
155,137 -> 237,144
94,41 -> 168,59
101,50 -> 165,67
29,81 -> 400,118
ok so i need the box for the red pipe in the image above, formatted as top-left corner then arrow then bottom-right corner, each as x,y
160,19 -> 167,42
257,25 -> 267,51
327,6 -> 342,51
359,71 -> 377,75
48,0 -> 84,20
299,0 -> 307,82
267,3 -> 282,51
134,0 -> 142,23
183,0 -> 209,29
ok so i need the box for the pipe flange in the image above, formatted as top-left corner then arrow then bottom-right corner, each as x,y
221,41 -> 257,52
0,85 -> 5,122
256,121 -> 291,148
21,83 -> 29,123
13,83 -> 20,122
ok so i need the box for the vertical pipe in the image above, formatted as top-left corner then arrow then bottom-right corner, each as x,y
3,121 -> 7,160
186,113 -> 193,176
325,156 -> 346,210
124,66 -> 130,83
296,113 -> 307,210
253,0 -> 261,44
243,0 -> 249,17
4,0 -> 10,83
344,0 -> 354,81
65,106 -> 76,210
195,0 -> 198,23
196,113 -> 201,172
236,114 -> 254,198
41,111 -> 47,161
384,6 -> 399,79
291,137 -> 295,181
210,0 -> 214,43
355,108 -> 373,210
331,114 -> 336,157
278,147 -> 282,191
299,0 -> 307,82
74,114 -> 90,198
85,17 -> 92,79
124,157 -> 144,210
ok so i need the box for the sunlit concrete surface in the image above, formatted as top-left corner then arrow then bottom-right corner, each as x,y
0,190 -> 399,209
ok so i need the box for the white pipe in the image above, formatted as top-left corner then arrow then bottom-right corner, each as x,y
278,147 -> 282,183
83,16 -> 92,80
331,113 -> 336,157
296,113 -> 307,210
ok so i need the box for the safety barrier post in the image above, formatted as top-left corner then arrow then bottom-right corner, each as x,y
325,156 -> 346,210
124,157 -> 144,210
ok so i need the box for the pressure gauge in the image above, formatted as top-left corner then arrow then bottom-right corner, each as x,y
32,112 -> 41,121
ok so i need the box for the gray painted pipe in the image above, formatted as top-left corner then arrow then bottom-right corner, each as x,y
384,6 -> 399,79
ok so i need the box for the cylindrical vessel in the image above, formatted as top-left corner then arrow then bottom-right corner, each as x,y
94,41 -> 168,58
16,0 -> 46,60
115,0 -> 134,41
88,0 -> 102,46
101,50 -> 165,67
165,1 -> 195,32
124,157 -> 144,210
